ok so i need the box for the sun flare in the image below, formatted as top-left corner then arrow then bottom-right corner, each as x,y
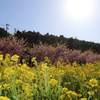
62,0 -> 96,21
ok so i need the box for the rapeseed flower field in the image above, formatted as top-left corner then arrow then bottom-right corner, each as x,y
0,54 -> 100,100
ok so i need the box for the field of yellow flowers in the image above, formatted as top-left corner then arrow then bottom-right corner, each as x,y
0,54 -> 100,100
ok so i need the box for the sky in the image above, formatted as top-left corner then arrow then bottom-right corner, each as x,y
0,0 -> 100,43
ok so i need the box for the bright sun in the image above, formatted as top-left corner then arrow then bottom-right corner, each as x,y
62,0 -> 96,21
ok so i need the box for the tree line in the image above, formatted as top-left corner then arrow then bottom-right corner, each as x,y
0,27 -> 100,54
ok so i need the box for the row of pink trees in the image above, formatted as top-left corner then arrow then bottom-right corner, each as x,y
0,36 -> 100,65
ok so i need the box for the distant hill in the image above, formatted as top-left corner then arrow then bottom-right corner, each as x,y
14,30 -> 100,54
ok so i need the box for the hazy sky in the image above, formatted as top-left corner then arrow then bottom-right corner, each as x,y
0,0 -> 100,43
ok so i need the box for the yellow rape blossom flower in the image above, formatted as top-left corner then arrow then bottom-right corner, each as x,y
77,93 -> 82,98
89,78 -> 98,87
31,57 -> 37,66
60,94 -> 65,99
49,74 -> 53,78
31,57 -> 36,62
72,61 -> 78,67
66,90 -> 77,97
4,67 -> 14,77
4,54 -> 11,65
22,59 -> 27,64
11,54 -> 19,62
2,84 -> 10,89
64,82 -> 71,85
44,56 -> 50,63
5,54 -> 10,60
0,96 -> 10,100
87,91 -> 94,96
15,79 -> 23,84
61,87 -> 68,93
21,63 -> 30,70
0,54 -> 3,61
79,98 -> 87,100
49,79 -> 58,86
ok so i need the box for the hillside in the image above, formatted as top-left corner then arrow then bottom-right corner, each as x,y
0,27 -> 100,54
14,29 -> 100,54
